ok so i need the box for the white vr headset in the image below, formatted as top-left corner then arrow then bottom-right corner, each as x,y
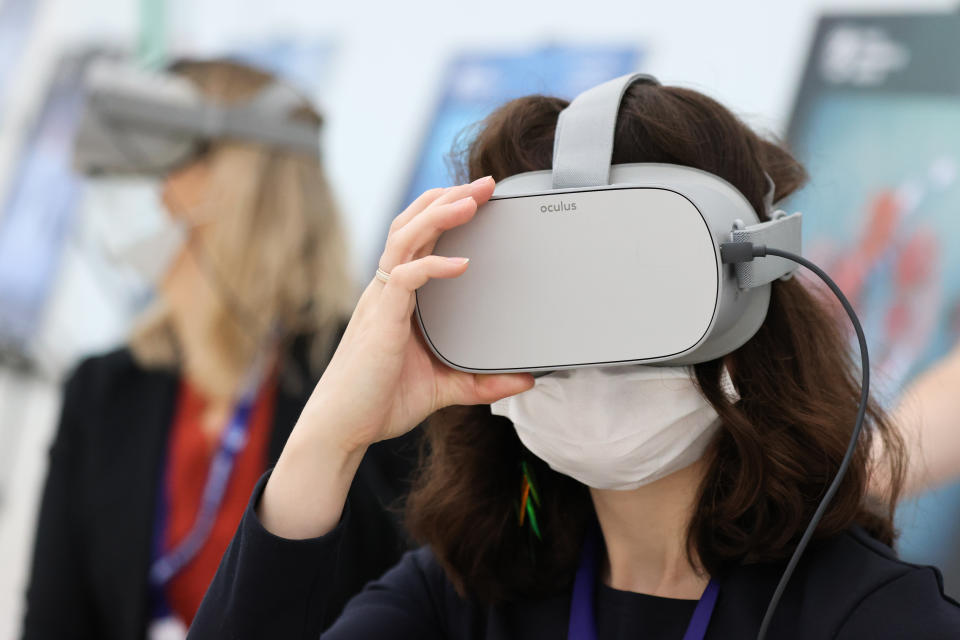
416,73 -> 802,373
73,58 -> 321,175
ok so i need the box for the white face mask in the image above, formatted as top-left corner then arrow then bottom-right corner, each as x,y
490,365 -> 739,491
83,177 -> 187,285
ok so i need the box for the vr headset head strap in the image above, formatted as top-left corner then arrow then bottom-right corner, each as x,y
551,72 -> 659,189
85,60 -> 322,160
213,81 -> 322,156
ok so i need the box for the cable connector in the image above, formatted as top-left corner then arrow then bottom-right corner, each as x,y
719,242 -> 767,264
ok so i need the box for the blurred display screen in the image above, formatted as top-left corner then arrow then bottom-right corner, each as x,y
400,44 -> 643,207
787,12 -> 960,595
0,51 -> 91,362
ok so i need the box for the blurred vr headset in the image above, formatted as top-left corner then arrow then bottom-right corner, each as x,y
415,73 -> 803,373
73,58 -> 321,175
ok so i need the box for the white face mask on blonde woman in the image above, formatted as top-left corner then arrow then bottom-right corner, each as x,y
83,177 -> 188,285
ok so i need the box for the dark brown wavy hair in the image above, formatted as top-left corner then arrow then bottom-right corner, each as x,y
405,82 -> 907,604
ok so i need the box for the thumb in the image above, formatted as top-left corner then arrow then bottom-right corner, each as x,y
466,373 -> 535,406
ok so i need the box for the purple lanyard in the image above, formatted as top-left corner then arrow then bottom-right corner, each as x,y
148,382 -> 260,587
568,527 -> 719,640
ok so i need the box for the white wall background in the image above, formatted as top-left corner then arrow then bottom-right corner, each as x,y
1,0 -> 957,636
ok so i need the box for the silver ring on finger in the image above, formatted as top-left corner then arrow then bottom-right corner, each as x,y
375,266 -> 391,284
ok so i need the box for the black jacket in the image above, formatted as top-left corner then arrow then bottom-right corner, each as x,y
190,471 -> 960,639
21,345 -> 419,640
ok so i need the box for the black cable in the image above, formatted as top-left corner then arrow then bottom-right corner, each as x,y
721,243 -> 869,640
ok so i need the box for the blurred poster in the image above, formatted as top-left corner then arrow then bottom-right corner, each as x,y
400,44 -> 643,207
0,0 -> 41,123
786,12 -> 960,596
0,50 -> 94,366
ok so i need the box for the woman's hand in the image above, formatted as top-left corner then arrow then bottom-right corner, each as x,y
303,176 -> 535,451
259,177 -> 534,539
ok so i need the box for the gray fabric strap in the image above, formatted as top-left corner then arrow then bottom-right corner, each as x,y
94,83 -> 321,157
552,73 -> 659,189
245,81 -> 305,115
730,212 -> 803,289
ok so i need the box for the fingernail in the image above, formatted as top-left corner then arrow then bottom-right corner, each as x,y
445,257 -> 469,264
454,196 -> 475,206
471,175 -> 493,185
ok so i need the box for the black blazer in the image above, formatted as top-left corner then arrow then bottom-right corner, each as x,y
21,344 -> 419,640
191,472 -> 960,639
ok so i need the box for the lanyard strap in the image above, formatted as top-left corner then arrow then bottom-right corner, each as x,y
149,354 -> 270,587
568,527 -> 719,640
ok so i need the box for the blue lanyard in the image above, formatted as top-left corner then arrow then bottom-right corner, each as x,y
568,527 -> 719,640
148,373 -> 263,587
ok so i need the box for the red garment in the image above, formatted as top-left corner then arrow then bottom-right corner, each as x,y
162,377 -> 276,626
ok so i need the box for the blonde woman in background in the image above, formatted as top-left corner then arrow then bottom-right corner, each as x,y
22,59 -> 419,640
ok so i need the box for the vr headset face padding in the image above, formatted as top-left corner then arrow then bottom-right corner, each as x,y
73,59 -> 322,175
414,73 -> 802,373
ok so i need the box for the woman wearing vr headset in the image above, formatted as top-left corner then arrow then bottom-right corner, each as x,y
22,60 -> 418,640
190,79 -> 960,638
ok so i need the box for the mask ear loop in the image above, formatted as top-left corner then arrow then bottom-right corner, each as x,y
763,172 -> 777,217
761,172 -> 795,282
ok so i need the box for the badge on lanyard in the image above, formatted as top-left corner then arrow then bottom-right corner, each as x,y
147,347 -> 273,637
